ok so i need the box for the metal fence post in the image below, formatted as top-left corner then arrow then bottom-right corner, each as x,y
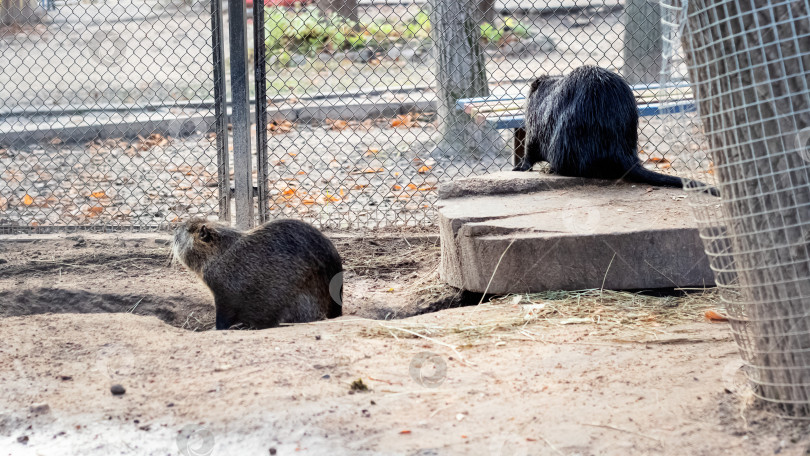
228,0 -> 254,229
211,0 -> 230,222
253,0 -> 269,224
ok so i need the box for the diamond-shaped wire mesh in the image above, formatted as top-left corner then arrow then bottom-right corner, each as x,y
1,0 -> 708,232
252,0 -> 706,229
0,0 -> 227,233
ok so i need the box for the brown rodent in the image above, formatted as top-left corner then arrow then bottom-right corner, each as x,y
172,218 -> 343,330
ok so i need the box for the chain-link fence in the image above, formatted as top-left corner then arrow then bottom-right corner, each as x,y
1,0 -> 709,232
0,0 -> 228,233
251,0 -> 711,229
672,0 -> 810,416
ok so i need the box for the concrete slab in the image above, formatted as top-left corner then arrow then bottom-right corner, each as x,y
438,172 -> 717,294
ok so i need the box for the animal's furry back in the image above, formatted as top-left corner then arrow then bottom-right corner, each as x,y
202,219 -> 343,328
524,66 -> 639,177
518,66 -> 719,195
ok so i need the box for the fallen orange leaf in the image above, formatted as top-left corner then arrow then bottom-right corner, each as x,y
406,183 -> 418,190
417,165 -> 431,173
352,184 -> 367,190
705,309 -> 728,322
91,191 -> 106,198
282,188 -> 296,196
391,114 -> 413,128
399,430 -> 411,435
324,194 -> 341,203
268,120 -> 294,133
362,167 -> 384,173
392,185 -> 402,191
22,194 -> 34,206
418,186 -> 436,191
329,119 -> 348,131
302,198 -> 316,205
88,206 -> 104,214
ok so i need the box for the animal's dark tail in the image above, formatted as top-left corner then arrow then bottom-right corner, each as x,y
624,165 -> 720,197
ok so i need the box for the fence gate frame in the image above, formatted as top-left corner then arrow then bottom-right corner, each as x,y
226,0 -> 254,230
253,0 -> 270,227
212,0 -> 231,224
224,0 -> 269,230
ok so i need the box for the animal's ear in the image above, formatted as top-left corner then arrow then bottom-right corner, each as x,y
530,78 -> 543,94
199,224 -> 212,243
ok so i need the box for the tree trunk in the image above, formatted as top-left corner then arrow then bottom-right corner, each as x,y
429,0 -> 502,157
478,0 -> 496,25
622,0 -> 662,84
1,0 -> 46,26
683,0 -> 810,415
316,0 -> 357,23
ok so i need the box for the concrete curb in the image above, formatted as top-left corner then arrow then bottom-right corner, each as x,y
1,97 -> 437,145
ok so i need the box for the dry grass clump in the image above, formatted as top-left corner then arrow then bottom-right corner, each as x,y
494,288 -> 723,327
364,288 -> 723,345
336,236 -> 440,277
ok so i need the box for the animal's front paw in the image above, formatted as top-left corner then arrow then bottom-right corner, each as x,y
215,312 -> 234,330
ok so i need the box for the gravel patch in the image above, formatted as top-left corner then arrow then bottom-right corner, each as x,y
0,110 -> 713,231
0,118 -> 515,231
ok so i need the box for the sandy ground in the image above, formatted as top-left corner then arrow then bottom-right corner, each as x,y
1,233 -> 809,455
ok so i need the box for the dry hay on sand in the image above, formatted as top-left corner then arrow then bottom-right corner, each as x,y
501,288 -> 724,327
361,288 -> 724,353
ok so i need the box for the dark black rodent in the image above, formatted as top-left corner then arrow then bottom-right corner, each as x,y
514,66 -> 718,196
173,218 -> 343,330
